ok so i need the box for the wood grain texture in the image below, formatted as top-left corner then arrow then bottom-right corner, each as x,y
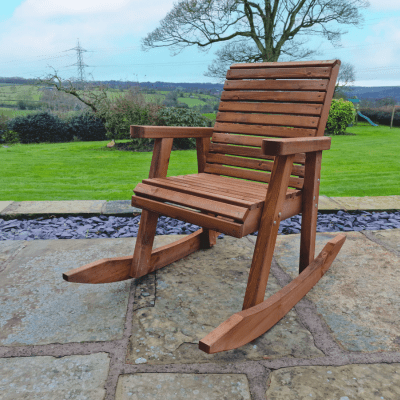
134,183 -> 249,221
299,151 -> 322,273
131,125 -> 214,138
242,154 -> 296,309
218,101 -> 323,115
262,137 -> 331,156
199,234 -> 346,353
220,90 -> 325,103
213,122 -> 317,138
63,229 -> 206,283
229,60 -> 339,69
131,196 -> 244,238
196,137 -> 210,173
216,111 -> 319,129
226,67 -> 332,79
223,80 -> 329,92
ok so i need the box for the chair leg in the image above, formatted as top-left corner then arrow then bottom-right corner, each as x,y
200,229 -> 219,249
130,210 -> 159,278
299,151 -> 322,274
242,155 -> 295,310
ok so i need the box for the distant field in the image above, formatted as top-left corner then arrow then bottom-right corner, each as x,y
178,97 -> 206,107
203,113 -> 217,121
0,108 -> 36,118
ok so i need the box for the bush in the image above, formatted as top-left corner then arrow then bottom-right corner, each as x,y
8,112 -> 71,143
68,110 -> 107,141
157,107 -> 211,149
102,89 -> 160,146
3,130 -> 19,144
0,113 -> 9,143
326,99 -> 355,135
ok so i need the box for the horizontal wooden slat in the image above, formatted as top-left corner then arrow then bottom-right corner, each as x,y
212,132 -> 264,147
226,67 -> 331,80
216,112 -> 319,129
221,91 -> 325,103
213,122 -> 316,138
206,153 -> 305,177
209,143 -> 306,164
170,176 -> 267,203
204,164 -> 303,189
131,126 -> 214,138
192,173 -> 298,196
142,177 -> 260,209
223,80 -> 329,92
131,196 -> 244,238
134,183 -> 249,221
183,173 -> 269,194
218,101 -> 323,116
230,60 -> 339,69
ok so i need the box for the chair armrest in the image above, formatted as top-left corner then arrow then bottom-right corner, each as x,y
131,126 -> 214,138
262,137 -> 331,156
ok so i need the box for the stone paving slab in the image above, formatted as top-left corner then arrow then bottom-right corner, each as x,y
0,201 -> 13,213
103,200 -> 141,215
332,195 -> 400,210
0,353 -> 110,400
0,238 -> 137,346
318,195 -> 342,210
1,200 -> 106,216
265,363 -> 400,399
116,373 -> 251,399
273,231 -> 400,352
0,240 -> 26,273
126,235 -> 324,366
366,228 -> 400,254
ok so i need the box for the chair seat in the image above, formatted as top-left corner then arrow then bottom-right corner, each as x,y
132,173 -> 302,238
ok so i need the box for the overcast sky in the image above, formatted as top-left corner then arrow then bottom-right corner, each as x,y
0,0 -> 399,86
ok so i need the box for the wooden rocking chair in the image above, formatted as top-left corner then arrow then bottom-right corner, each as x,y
63,60 -> 346,354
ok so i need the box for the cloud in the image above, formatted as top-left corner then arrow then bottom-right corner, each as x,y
368,0 -> 400,11
0,0 -> 174,69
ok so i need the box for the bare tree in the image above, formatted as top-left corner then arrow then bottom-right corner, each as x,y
37,70 -> 110,123
334,60 -> 356,98
142,0 -> 370,80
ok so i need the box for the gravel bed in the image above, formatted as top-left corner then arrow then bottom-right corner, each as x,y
0,210 -> 399,241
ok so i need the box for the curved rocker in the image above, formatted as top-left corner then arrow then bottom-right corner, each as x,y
199,234 -> 346,354
63,228 -> 211,283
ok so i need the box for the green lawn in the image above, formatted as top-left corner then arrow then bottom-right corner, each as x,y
0,122 -> 399,201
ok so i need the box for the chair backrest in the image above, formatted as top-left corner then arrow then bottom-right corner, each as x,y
204,60 -> 341,190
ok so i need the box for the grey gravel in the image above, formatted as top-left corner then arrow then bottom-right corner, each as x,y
0,211 -> 399,241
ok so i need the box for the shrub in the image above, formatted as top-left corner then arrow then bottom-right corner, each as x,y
326,99 -> 355,135
8,112 -> 71,143
3,130 -> 19,144
102,89 -> 161,146
0,113 -> 9,143
68,110 -> 107,141
157,107 -> 211,149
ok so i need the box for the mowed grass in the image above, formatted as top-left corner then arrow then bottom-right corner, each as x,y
0,122 -> 399,201
0,141 -> 198,201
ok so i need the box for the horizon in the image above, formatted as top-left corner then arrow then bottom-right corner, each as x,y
0,1 -> 400,87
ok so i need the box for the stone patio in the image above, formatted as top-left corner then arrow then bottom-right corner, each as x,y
1,230 -> 399,399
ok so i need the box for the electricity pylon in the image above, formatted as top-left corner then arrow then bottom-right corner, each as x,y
65,39 -> 88,82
